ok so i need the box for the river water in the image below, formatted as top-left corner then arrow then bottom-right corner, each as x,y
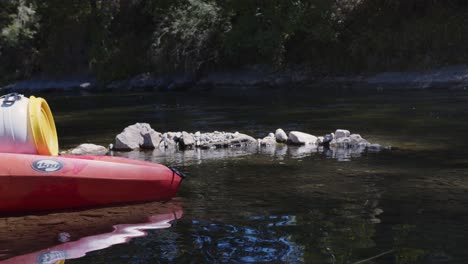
2,88 -> 468,263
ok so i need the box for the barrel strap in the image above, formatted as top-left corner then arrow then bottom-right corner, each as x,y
0,93 -> 21,107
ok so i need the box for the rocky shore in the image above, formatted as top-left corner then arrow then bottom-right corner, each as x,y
3,64 -> 468,93
66,123 -> 386,161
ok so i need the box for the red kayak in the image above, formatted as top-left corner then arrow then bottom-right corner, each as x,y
0,153 -> 184,213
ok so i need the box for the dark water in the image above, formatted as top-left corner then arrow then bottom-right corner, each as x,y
2,88 -> 468,263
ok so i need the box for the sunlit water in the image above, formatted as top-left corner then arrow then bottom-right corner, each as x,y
1,87 -> 468,263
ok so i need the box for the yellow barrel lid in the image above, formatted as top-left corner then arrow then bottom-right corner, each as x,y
28,96 -> 59,156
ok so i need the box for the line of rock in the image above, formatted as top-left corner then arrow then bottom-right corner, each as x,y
68,123 -> 384,156
66,123 -> 383,156
111,123 -> 382,151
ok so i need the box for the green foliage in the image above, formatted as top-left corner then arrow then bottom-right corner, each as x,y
339,0 -> 468,71
0,0 -> 39,81
1,0 -> 38,46
150,0 -> 225,74
222,0 -> 336,67
1,0 -> 468,83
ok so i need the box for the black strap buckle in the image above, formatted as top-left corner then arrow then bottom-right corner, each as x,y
169,166 -> 187,179
1,93 -> 22,107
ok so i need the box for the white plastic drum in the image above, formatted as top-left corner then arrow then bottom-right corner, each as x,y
0,93 -> 58,156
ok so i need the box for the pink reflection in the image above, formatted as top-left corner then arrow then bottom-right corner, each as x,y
2,207 -> 182,264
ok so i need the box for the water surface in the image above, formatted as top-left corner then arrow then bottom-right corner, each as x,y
2,87 -> 468,263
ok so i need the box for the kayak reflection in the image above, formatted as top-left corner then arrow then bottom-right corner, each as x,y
1,206 -> 182,264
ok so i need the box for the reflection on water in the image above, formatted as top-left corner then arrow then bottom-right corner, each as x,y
114,144 -> 380,165
189,216 -> 304,263
0,202 -> 182,263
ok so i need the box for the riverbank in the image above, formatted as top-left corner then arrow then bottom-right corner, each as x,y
2,65 -> 468,93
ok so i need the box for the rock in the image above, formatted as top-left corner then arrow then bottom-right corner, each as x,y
329,137 -> 352,148
70,144 -> 108,156
198,132 -> 257,149
334,129 -> 350,139
349,134 -> 362,142
141,130 -> 162,149
260,134 -> 277,146
115,126 -> 141,150
367,144 -> 382,152
159,132 -> 178,149
275,128 -> 288,143
323,133 -> 334,144
349,134 -> 370,146
317,136 -> 324,144
180,131 -> 195,149
114,123 -> 162,150
288,131 -> 318,145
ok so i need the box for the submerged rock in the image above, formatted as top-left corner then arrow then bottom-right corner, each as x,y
367,143 -> 382,152
70,143 -> 108,156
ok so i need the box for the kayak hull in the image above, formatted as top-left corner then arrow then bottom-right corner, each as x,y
0,153 -> 183,213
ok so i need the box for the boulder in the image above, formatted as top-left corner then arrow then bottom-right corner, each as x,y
141,130 -> 162,149
114,123 -> 162,150
159,132 -> 178,149
70,143 -> 108,156
179,131 -> 195,149
115,126 -> 141,150
275,128 -> 288,143
288,131 -> 318,145
334,129 -> 350,139
260,134 -> 277,146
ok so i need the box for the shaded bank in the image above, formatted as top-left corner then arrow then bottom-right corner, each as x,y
3,64 -> 468,93
1,1 -> 468,86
